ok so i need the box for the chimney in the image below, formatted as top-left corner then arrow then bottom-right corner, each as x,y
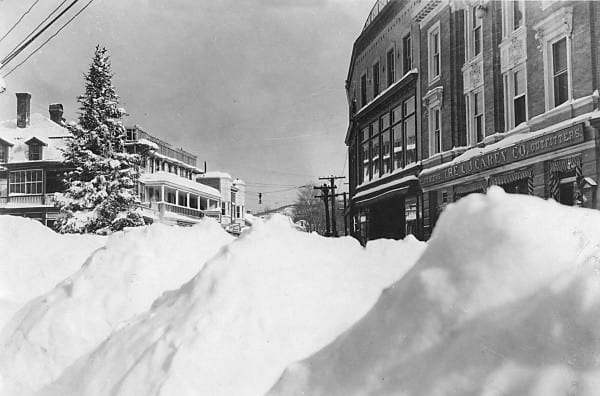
16,92 -> 31,128
49,103 -> 64,124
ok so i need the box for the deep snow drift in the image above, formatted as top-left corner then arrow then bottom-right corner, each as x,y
0,219 -> 233,395
269,187 -> 600,396
34,215 -> 424,396
0,216 -> 105,329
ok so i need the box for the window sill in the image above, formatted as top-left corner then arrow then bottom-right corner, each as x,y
428,75 -> 441,86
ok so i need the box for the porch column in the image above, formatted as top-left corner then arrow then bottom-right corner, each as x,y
175,189 -> 179,206
186,192 -> 190,208
197,195 -> 201,210
161,185 -> 165,202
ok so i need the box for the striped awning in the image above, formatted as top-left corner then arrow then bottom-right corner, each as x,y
490,168 -> 533,186
454,180 -> 487,196
550,156 -> 581,173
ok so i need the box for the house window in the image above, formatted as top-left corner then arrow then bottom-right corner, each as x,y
29,144 -> 42,160
9,169 -> 43,195
430,107 -> 442,155
126,128 -> 137,141
0,144 -> 7,163
360,73 -> 367,107
221,201 -> 226,216
502,1 -> 525,37
386,48 -> 395,86
373,62 -> 380,97
552,37 -> 569,106
403,34 -> 412,74
428,23 -> 441,83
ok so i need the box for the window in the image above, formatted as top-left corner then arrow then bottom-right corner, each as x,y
430,107 -> 442,155
126,128 -> 137,141
552,37 -> 569,106
221,201 -> 226,216
370,120 -> 380,180
373,62 -> 380,97
403,34 -> 412,74
360,126 -> 369,184
29,144 -> 42,160
9,170 -> 43,195
504,67 -> 527,129
381,114 -> 391,174
428,24 -> 441,83
360,73 -> 367,107
471,6 -> 482,57
473,91 -> 484,143
386,49 -> 395,86
0,144 -> 7,163
502,1 -> 524,37
391,96 -> 417,170
403,97 -> 416,165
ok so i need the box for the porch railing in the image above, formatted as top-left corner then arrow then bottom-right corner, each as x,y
0,194 -> 56,206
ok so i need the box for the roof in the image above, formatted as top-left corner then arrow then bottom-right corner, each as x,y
140,171 -> 221,199
0,113 -> 71,163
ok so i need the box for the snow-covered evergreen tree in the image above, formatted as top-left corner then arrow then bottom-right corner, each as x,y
55,45 -> 145,234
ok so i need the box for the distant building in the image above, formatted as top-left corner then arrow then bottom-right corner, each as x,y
346,0 -> 600,242
197,171 -> 246,232
124,125 -> 222,226
0,93 -> 70,228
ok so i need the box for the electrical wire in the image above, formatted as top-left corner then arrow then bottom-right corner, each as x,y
1,0 -> 81,69
2,0 -> 70,64
3,0 -> 95,78
0,0 -> 41,45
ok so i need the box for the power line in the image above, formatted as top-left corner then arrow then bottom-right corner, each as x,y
0,0 -> 41,45
3,0 -> 70,63
3,0 -> 95,78
1,0 -> 82,69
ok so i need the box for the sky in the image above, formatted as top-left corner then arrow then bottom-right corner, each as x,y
0,0 -> 373,212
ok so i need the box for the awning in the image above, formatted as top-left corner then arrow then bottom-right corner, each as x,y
490,168 -> 533,186
354,185 -> 410,208
550,155 -> 581,173
454,180 -> 487,196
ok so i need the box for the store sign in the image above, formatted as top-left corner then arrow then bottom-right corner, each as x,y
421,123 -> 584,188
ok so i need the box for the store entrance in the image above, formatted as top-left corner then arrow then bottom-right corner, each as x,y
500,178 -> 529,195
558,176 -> 576,206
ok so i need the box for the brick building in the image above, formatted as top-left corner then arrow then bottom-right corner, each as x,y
346,0 -> 600,242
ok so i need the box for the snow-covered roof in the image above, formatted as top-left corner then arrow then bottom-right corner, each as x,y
200,171 -> 233,180
137,138 -> 159,150
0,113 -> 71,163
140,171 -> 221,199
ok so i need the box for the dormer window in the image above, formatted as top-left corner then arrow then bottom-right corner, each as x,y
25,137 -> 47,161
0,138 -> 13,163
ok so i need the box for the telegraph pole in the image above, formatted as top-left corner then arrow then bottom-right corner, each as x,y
318,176 -> 345,237
314,184 -> 331,236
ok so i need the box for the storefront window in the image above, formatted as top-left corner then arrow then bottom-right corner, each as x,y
371,137 -> 380,179
392,125 -> 403,170
405,196 -> 417,236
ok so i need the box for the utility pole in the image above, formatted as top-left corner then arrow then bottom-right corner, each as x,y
314,184 -> 331,236
319,176 -> 345,237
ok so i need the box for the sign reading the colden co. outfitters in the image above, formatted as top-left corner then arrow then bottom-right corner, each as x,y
420,123 -> 584,188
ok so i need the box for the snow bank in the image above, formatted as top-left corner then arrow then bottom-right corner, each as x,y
269,187 -> 600,396
0,215 -> 105,328
37,215 -> 424,396
0,219 -> 233,395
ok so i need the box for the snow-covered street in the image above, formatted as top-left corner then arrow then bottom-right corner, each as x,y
1,189 -> 600,395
